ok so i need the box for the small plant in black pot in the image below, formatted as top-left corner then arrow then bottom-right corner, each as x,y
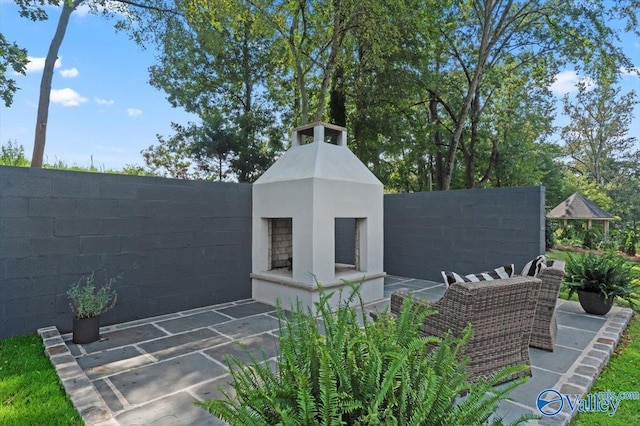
68,272 -> 118,344
563,252 -> 638,315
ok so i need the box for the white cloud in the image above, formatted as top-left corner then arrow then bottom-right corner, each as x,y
550,71 -> 595,95
95,97 -> 114,106
60,67 -> 79,78
620,66 -> 639,77
25,56 -> 61,74
50,88 -> 88,107
74,4 -> 92,17
127,108 -> 143,117
74,1 -> 130,18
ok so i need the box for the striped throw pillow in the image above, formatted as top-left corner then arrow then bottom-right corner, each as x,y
521,255 -> 547,277
441,264 -> 515,288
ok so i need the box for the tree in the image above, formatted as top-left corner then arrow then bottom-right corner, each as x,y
0,34 -> 28,107
139,0 -> 282,181
142,127 -> 202,180
561,81 -> 638,186
389,0 -> 638,191
29,0 -> 82,168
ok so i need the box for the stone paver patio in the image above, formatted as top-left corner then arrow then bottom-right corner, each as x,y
38,275 -> 633,426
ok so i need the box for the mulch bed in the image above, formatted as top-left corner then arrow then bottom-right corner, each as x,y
554,244 -> 640,264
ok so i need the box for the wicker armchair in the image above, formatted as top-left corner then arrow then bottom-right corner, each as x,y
390,276 -> 541,384
527,260 -> 566,351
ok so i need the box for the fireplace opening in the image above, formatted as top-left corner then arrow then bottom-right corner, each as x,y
335,217 -> 365,275
268,218 -> 292,273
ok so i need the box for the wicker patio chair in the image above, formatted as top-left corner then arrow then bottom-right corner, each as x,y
390,276 -> 541,384
527,260 -> 566,351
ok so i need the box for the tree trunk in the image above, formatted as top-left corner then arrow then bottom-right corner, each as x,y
329,65 -> 346,127
429,95 -> 445,190
313,0 -> 344,123
31,0 -> 80,168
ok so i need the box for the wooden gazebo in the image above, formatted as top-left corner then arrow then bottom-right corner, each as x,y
547,192 -> 614,239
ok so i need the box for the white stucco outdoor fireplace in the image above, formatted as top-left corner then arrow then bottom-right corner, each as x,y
251,121 -> 386,310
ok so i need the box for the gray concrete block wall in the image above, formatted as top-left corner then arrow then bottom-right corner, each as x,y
1,166 -> 252,338
1,164 -> 545,338
384,186 -> 545,282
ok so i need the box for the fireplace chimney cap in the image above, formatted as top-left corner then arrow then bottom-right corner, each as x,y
292,121 -> 347,147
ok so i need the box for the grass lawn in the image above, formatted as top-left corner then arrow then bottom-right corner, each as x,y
572,315 -> 640,425
0,335 -> 83,426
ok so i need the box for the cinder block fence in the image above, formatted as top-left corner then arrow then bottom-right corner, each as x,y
0,166 -> 544,338
1,167 -> 252,338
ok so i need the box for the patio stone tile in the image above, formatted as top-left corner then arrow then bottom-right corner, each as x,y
108,353 -> 226,405
214,314 -> 280,340
204,333 -> 280,365
93,379 -> 124,413
192,361 -> 278,403
555,311 -> 607,332
67,343 -> 82,357
406,278 -> 443,288
529,346 -> 581,375
76,324 -> 168,353
217,301 -> 276,318
556,300 -> 613,318
115,391 -> 225,426
384,275 -> 409,285
139,328 -> 231,361
155,311 -> 230,334
555,327 -> 596,350
383,281 -> 431,293
113,312 -> 181,329
192,375 -> 235,402
492,400 -> 538,425
503,367 -> 562,408
76,346 -> 152,379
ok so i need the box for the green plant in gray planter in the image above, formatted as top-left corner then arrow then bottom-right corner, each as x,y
563,252 -> 638,315
67,272 -> 118,344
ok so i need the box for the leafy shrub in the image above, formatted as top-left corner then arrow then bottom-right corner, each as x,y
597,239 -> 618,251
67,272 -> 118,319
545,220 -> 556,250
563,252 -> 639,309
0,140 -> 29,166
199,284 -> 535,425
582,228 -> 601,249
624,230 -> 637,257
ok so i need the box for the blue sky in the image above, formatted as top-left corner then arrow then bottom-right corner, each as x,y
0,1 -> 638,171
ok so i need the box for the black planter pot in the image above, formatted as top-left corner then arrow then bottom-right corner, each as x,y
577,290 -> 615,315
73,315 -> 101,344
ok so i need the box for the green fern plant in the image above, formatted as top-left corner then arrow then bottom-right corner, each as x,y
563,251 -> 639,309
198,283 -> 536,425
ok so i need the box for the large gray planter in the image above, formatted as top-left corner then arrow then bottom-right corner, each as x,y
577,290 -> 614,315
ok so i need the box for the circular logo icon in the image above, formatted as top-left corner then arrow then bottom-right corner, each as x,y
537,389 -> 564,416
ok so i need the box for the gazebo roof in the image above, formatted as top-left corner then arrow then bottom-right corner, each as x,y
547,192 -> 614,221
